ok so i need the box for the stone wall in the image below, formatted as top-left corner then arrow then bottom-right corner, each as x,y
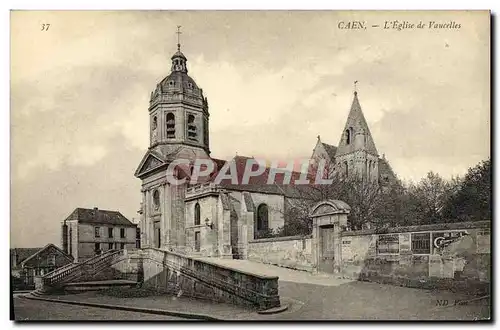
248,235 -> 314,272
112,248 -> 281,310
340,221 -> 491,294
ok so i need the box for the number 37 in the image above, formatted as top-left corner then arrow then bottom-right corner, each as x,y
41,23 -> 50,31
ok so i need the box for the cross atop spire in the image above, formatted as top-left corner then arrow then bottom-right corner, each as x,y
354,80 -> 359,95
176,25 -> 182,51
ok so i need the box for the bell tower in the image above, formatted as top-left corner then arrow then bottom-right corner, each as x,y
335,90 -> 379,182
148,27 -> 210,161
135,27 -> 211,252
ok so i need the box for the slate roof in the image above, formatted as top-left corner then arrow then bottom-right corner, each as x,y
378,157 -> 397,183
321,142 -> 338,161
64,208 -> 136,227
10,248 -> 43,267
214,156 -> 306,196
335,92 -> 379,157
20,243 -> 73,267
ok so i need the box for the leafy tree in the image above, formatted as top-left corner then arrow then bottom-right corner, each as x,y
442,159 -> 491,221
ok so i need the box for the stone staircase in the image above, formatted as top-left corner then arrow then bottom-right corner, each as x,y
31,249 -> 132,297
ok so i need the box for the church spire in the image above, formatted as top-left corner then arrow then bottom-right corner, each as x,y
335,88 -> 378,157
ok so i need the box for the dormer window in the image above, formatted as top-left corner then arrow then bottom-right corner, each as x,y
166,113 -> 175,139
345,128 -> 352,145
187,114 -> 197,141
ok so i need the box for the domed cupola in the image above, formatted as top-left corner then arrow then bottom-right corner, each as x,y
150,39 -> 206,109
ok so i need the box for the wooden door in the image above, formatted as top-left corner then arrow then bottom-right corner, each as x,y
318,226 -> 335,273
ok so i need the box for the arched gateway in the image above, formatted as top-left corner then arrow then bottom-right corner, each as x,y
309,200 -> 351,274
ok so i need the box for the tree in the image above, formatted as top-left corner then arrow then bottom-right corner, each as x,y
408,171 -> 453,224
442,159 -> 491,222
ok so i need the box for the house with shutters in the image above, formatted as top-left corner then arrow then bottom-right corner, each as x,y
61,207 -> 138,262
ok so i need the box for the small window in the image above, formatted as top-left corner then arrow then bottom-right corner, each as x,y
345,128 -> 352,145
187,114 -> 197,141
108,243 -> 114,250
94,227 -> 100,238
120,243 -> 125,250
411,233 -> 431,254
194,203 -> 201,226
108,227 -> 113,238
152,116 -> 157,130
120,228 -> 126,238
166,113 -> 175,139
256,204 -> 269,231
47,254 -> 56,266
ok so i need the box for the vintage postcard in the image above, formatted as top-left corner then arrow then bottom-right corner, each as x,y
10,10 -> 491,321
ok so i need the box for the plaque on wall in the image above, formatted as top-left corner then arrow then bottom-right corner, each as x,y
476,228 -> 491,254
431,231 -> 469,254
399,233 -> 411,255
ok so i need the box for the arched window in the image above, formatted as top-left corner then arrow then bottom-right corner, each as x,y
345,127 -> 352,145
166,113 -> 175,139
152,116 -> 158,130
344,161 -> 349,177
187,114 -> 197,141
194,203 -> 201,226
256,204 -> 269,231
153,190 -> 160,210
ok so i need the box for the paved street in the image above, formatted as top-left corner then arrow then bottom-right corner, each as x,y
12,297 -> 195,321
277,280 -> 490,320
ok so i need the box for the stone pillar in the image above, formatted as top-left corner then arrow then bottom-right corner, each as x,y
140,190 -> 147,247
309,200 -> 351,273
147,190 -> 154,248
161,183 -> 168,249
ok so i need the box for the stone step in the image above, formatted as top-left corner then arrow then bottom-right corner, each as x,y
62,280 -> 137,293
30,290 -> 48,297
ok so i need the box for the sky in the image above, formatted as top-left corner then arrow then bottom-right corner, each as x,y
10,11 -> 490,248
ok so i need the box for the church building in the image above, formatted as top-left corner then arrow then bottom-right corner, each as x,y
134,38 -> 396,259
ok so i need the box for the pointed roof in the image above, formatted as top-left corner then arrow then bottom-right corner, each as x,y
321,142 -> 338,161
20,243 -> 73,267
335,91 -> 378,157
